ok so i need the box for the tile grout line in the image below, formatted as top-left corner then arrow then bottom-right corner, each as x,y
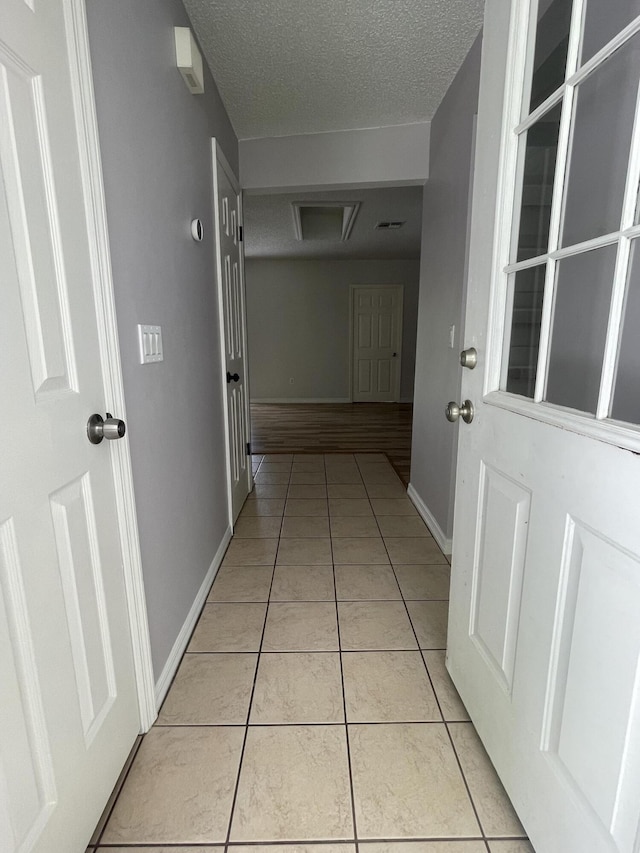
151,719 -> 455,728
376,521 -> 490,846
329,464 -> 361,852
222,544 -> 277,848
92,735 -> 143,848
225,456 -> 334,849
93,834 -> 523,848
186,646 -> 443,654
92,514 -> 246,846
347,457 -> 482,846
93,508 -> 248,846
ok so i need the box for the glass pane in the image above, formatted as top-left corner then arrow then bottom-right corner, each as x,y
514,103 -> 562,261
611,239 -> 640,423
561,34 -> 640,247
581,0 -> 640,63
530,0 -> 573,112
546,245 -> 617,413
505,265 -> 547,397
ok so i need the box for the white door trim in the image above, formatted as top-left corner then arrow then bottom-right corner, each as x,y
211,138 -> 253,528
237,171 -> 253,477
67,0 -> 156,728
349,284 -> 404,403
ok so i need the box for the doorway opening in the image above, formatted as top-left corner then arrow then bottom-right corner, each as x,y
241,185 -> 423,473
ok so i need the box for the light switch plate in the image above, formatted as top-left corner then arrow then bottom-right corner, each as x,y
138,324 -> 163,364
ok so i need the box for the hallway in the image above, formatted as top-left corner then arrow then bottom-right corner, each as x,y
87,453 -> 532,852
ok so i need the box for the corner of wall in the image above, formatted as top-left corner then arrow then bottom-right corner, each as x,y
407,483 -> 453,555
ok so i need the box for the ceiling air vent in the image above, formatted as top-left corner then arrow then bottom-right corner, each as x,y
291,201 -> 361,242
376,221 -> 406,230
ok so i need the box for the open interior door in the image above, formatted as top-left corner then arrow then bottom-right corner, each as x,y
448,2 -> 640,851
212,140 -> 252,524
0,1 -> 150,850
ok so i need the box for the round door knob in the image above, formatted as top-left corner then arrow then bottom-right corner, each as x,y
445,400 -> 474,424
446,402 -> 460,422
226,372 -> 240,383
460,347 -> 478,369
103,415 -> 126,440
87,413 -> 126,444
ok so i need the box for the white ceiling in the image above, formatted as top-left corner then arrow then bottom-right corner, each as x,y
183,0 -> 484,139
243,186 -> 423,260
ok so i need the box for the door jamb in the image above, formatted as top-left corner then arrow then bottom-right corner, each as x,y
68,0 -> 156,728
211,138 -> 253,529
349,284 -> 404,403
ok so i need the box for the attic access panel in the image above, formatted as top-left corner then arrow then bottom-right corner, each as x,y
291,201 -> 361,241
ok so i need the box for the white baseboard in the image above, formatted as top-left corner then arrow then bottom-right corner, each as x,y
251,397 -> 352,404
154,526 -> 232,709
407,483 -> 452,555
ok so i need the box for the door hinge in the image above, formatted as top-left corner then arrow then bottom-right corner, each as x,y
246,441 -> 251,455
238,224 -> 243,242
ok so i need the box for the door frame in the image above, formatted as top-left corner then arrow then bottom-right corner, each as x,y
211,138 -> 253,528
65,0 -> 156,729
349,284 -> 404,403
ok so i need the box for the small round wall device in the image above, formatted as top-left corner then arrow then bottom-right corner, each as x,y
191,218 -> 203,242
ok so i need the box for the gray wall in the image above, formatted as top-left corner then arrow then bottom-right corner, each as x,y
410,35 -> 482,538
245,259 -> 420,402
86,0 -> 238,680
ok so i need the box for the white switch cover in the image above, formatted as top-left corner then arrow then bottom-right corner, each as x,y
138,324 -> 163,364
449,324 -> 456,349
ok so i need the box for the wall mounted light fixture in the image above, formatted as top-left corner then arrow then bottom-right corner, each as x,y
174,27 -> 204,95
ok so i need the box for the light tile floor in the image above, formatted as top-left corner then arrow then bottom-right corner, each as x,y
89,453 -> 534,853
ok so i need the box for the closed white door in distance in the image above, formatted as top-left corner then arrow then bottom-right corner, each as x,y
0,1 -> 142,850
448,3 -> 640,852
213,141 -> 252,523
352,285 -> 403,402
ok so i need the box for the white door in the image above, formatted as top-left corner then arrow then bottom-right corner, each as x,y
448,3 -> 640,852
0,1 -> 148,850
351,285 -> 403,402
212,141 -> 252,523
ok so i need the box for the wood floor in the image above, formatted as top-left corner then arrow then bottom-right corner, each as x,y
250,403 -> 413,484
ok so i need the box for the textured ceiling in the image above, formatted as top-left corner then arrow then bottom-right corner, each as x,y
183,0 -> 484,139
243,186 -> 423,260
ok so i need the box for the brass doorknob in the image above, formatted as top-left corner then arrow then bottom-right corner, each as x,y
445,400 -> 474,424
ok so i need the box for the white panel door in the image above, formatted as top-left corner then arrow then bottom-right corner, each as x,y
448,3 -> 640,852
213,142 -> 252,523
351,285 -> 403,402
0,1 -> 142,851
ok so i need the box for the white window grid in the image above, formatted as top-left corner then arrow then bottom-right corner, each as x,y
486,0 -> 640,451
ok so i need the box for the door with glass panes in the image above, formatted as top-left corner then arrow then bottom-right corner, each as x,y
447,2 -> 640,851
